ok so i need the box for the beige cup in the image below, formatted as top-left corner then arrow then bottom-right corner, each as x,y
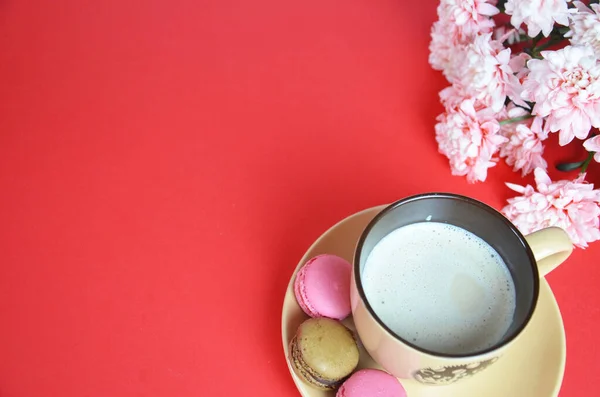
350,193 -> 573,385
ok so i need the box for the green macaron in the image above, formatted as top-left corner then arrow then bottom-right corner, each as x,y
289,317 -> 360,390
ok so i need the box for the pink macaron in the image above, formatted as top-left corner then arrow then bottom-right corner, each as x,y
337,369 -> 407,397
293,254 -> 352,320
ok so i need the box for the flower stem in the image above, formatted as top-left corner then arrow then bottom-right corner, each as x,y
534,37 -> 564,53
580,151 -> 595,174
499,115 -> 533,125
496,0 -> 507,13
528,29 -> 567,58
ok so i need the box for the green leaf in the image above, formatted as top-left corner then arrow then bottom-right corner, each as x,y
556,161 -> 585,172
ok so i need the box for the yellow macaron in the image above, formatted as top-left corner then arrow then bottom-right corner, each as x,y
289,318 -> 359,390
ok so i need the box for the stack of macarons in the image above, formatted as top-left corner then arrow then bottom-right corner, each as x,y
290,254 -> 407,396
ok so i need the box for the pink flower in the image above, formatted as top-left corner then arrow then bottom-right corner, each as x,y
521,45 -> 600,145
509,52 -> 532,81
435,98 -> 508,183
445,33 -> 526,113
498,103 -> 530,127
504,0 -> 571,38
583,135 -> 600,162
494,26 -> 526,45
430,20 -> 465,71
429,0 -> 498,71
500,117 -> 548,176
566,1 -> 600,58
439,85 -> 468,110
441,0 -> 499,36
502,168 -> 600,248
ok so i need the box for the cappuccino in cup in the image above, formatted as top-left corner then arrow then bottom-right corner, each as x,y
351,193 -> 573,384
362,222 -> 516,355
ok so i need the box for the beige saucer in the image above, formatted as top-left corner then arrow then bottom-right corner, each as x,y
281,206 -> 566,397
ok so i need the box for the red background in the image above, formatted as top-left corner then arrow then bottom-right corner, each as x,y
0,1 -> 598,396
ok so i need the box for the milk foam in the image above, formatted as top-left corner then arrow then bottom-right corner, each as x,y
362,222 -> 516,355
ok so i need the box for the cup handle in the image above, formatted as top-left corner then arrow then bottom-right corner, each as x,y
524,227 -> 573,277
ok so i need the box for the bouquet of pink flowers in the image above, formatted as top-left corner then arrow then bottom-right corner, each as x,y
430,0 -> 600,248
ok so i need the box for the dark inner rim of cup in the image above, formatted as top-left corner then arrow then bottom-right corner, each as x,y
354,193 -> 540,359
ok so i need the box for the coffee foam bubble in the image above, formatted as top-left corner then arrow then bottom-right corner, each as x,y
362,222 -> 516,355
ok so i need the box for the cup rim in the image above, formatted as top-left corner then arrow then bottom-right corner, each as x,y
353,192 -> 541,359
